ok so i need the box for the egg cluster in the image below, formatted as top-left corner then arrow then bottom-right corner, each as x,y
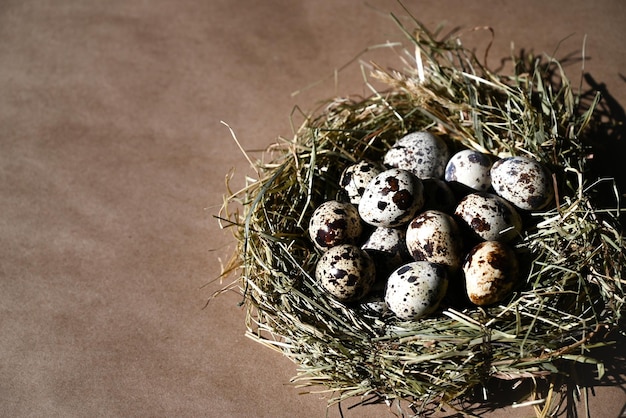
308,131 -> 554,321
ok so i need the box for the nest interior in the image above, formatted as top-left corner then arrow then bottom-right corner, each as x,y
218,13 -> 625,415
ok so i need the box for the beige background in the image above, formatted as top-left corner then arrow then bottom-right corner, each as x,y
1,1 -> 624,417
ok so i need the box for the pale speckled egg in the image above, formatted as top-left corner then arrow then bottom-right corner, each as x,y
445,149 -> 494,191
358,294 -> 389,316
405,210 -> 464,271
384,261 -> 448,320
308,200 -> 362,250
490,156 -> 554,211
339,160 -> 383,205
362,226 -> 410,282
362,226 -> 407,255
358,168 -> 424,228
422,178 -> 457,213
383,131 -> 449,179
463,241 -> 519,306
315,244 -> 376,302
454,192 -> 522,242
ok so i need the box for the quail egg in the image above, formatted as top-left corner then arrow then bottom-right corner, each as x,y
308,200 -> 362,250
405,210 -> 464,271
383,131 -> 449,179
445,149 -> 494,191
463,241 -> 519,306
315,244 -> 376,302
362,226 -> 407,255
385,261 -> 448,320
358,293 -> 389,316
339,160 -> 383,205
454,192 -> 522,242
362,226 -> 410,281
490,156 -> 554,211
358,168 -> 424,228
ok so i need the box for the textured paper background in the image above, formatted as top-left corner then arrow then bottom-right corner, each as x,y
1,1 -> 624,417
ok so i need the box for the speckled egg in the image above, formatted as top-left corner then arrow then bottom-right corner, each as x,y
339,160 -> 383,204
384,261 -> 448,320
315,244 -> 376,302
445,149 -> 494,191
490,156 -> 554,210
405,210 -> 464,271
422,178 -> 457,213
463,241 -> 519,306
383,131 -> 449,179
362,226 -> 407,255
362,226 -> 410,281
308,200 -> 362,250
358,168 -> 424,228
454,192 -> 522,242
359,294 -> 389,316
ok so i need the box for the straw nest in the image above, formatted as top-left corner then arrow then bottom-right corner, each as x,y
217,13 -> 625,416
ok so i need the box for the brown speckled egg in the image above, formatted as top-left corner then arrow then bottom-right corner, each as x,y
463,241 -> 519,306
384,261 -> 448,320
339,160 -> 383,205
383,131 -> 449,179
445,149 -> 493,191
315,244 -> 376,302
358,168 -> 424,228
490,156 -> 554,210
454,192 -> 522,242
308,200 -> 362,250
405,210 -> 464,271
